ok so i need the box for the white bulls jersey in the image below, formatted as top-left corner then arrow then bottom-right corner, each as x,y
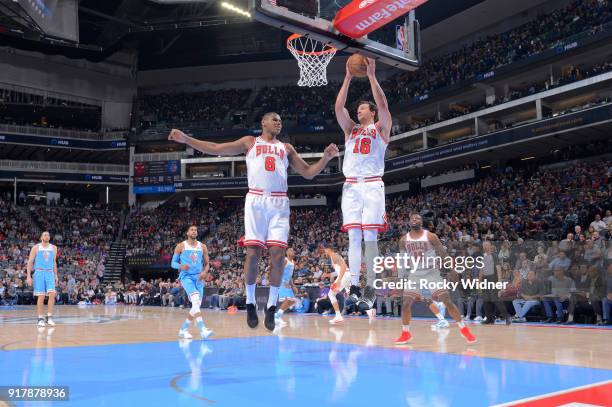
246,136 -> 289,193
404,230 -> 437,276
343,123 -> 387,178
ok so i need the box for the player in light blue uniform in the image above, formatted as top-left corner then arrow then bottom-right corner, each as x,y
26,231 -> 58,327
171,225 -> 213,340
274,248 -> 297,328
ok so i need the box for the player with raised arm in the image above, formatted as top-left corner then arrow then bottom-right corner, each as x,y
26,231 -> 58,327
335,58 -> 391,306
395,214 -> 476,344
169,113 -> 338,331
171,225 -> 213,340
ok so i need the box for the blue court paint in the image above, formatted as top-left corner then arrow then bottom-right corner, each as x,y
1,336 -> 610,407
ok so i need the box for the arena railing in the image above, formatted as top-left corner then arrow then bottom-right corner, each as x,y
0,123 -> 127,141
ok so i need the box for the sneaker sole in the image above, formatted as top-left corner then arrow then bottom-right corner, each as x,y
201,331 -> 214,340
394,339 -> 412,345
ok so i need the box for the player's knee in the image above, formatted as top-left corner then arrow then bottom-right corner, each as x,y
348,228 -> 362,242
328,291 -> 338,304
363,229 -> 378,242
189,294 -> 201,315
246,246 -> 262,258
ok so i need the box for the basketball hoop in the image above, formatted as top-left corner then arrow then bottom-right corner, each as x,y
287,34 -> 337,87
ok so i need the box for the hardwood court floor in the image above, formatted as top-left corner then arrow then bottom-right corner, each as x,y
1,305 -> 611,406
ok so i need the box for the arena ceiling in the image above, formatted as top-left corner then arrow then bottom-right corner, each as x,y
0,0 -> 488,68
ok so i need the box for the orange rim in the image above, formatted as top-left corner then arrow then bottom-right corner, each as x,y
286,34 -> 337,56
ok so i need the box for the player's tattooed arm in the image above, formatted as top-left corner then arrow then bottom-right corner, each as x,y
286,143 -> 339,179
428,233 -> 454,272
200,244 -> 210,281
169,129 -> 253,156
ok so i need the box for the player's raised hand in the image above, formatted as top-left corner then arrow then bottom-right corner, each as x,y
365,57 -> 376,78
345,59 -> 353,80
168,128 -> 188,143
324,143 -> 339,161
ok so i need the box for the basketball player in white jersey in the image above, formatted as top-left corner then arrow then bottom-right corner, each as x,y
26,231 -> 58,327
319,243 -> 363,325
169,113 -> 338,331
395,214 -> 476,345
335,58 -> 391,303
274,248 -> 297,328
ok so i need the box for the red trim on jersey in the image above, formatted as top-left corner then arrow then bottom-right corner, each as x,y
246,137 -> 258,155
341,223 -> 362,232
248,189 -> 287,196
266,240 -> 288,248
242,239 -> 267,249
375,122 -> 390,144
344,176 -> 383,184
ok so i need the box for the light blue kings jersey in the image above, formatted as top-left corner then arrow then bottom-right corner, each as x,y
281,259 -> 294,288
179,240 -> 204,278
34,244 -> 56,271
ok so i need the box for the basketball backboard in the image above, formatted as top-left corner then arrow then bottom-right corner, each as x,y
250,0 -> 423,71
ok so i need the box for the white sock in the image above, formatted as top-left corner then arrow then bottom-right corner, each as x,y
458,322 -> 466,329
335,310 -> 342,317
435,312 -> 444,321
363,231 -> 379,286
402,325 -> 410,332
267,286 -> 279,309
38,315 -> 44,319
348,229 -> 363,286
47,313 -> 52,317
277,309 -> 284,316
246,284 -> 256,304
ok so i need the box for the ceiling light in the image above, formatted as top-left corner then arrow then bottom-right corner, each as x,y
221,2 -> 251,18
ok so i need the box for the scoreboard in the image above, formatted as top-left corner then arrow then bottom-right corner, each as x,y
133,160 -> 179,194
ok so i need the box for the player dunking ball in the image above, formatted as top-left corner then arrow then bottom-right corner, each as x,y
335,57 -> 391,303
274,248 -> 297,328
26,231 -> 58,327
169,114 -> 338,331
319,243 -> 353,325
171,225 -> 213,340
395,214 -> 476,345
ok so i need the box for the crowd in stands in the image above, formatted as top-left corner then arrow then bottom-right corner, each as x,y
0,194 -> 119,306
385,0 -> 612,105
137,89 -> 251,130
133,0 -> 612,136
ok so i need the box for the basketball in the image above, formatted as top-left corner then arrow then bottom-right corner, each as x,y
347,54 -> 368,78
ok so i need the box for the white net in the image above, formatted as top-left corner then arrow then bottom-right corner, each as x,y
287,35 -> 337,87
